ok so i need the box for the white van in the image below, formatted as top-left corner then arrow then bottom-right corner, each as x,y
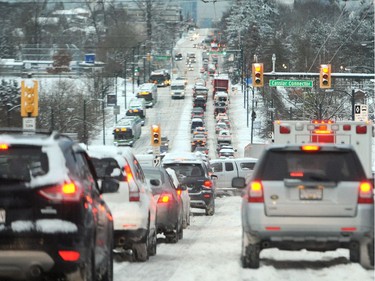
170,80 -> 186,99
210,158 -> 257,196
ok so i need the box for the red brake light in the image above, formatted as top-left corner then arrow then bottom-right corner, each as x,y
279,126 -> 290,134
129,186 -> 140,202
38,182 -> 82,202
358,181 -> 373,204
203,180 -> 212,188
290,171 -> 304,177
58,250 -> 80,261
343,124 -> 351,131
0,144 -> 9,150
356,125 -> 367,134
301,145 -> 320,151
248,181 -> 264,203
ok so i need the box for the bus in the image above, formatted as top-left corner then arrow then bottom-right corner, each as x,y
136,83 -> 158,108
126,98 -> 146,125
149,69 -> 171,87
113,117 -> 142,147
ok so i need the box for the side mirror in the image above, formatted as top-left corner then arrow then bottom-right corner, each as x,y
101,178 -> 120,193
232,177 -> 246,188
177,184 -> 187,191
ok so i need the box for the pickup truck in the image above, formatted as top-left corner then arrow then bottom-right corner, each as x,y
210,157 -> 257,196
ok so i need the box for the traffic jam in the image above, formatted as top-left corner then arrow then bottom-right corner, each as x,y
0,1 -> 374,281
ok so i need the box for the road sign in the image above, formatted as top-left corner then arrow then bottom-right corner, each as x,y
153,156 -> 161,167
269,80 -> 313,88
23,117 -> 36,131
355,104 -> 368,121
154,55 -> 171,61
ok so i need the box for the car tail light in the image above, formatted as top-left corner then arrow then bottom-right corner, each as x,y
124,164 -> 133,181
0,144 -> 9,150
248,181 -> 264,203
129,186 -> 140,202
58,250 -> 80,261
158,193 -> 172,203
176,189 -> 182,196
358,181 -> 373,204
38,182 -> 82,202
203,180 -> 212,188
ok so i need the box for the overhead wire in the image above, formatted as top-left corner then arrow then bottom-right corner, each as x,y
328,3 -> 374,64
307,2 -> 347,72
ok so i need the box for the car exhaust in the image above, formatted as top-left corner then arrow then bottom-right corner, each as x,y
28,265 -> 42,279
118,237 -> 126,246
261,241 -> 270,249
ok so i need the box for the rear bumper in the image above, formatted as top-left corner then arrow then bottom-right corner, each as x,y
0,251 -> 55,280
189,191 -> 214,209
242,203 -> 374,242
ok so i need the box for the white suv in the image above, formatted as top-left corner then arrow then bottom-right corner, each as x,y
87,146 -> 157,262
235,144 -> 374,269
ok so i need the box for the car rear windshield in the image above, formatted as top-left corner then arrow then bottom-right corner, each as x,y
163,163 -> 204,178
0,145 -> 48,182
91,157 -> 123,180
259,150 -> 365,182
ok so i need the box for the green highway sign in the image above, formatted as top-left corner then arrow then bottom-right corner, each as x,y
154,55 -> 171,61
269,79 -> 313,88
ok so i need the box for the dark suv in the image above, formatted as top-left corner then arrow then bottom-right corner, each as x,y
235,144 -> 374,269
162,153 -> 216,216
0,131 -> 114,281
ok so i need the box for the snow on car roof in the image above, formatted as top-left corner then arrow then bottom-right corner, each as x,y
85,145 -> 129,167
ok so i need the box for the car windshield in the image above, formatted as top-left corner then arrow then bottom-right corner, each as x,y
91,157 -> 122,179
163,163 -> 204,178
260,151 -> 365,181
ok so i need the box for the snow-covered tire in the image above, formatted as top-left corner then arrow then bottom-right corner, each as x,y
205,201 -> 215,216
133,242 -> 149,262
148,230 -> 157,257
241,243 -> 260,269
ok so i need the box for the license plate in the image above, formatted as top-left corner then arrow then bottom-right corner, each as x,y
299,187 -> 323,200
0,209 -> 5,223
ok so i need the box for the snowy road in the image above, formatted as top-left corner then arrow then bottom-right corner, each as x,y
113,196 -> 374,281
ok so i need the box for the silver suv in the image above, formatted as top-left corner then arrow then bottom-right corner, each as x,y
234,144 -> 374,269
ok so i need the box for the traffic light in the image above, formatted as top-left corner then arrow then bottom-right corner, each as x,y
21,80 -> 39,117
319,64 -> 331,88
252,63 -> 264,87
151,124 -> 161,146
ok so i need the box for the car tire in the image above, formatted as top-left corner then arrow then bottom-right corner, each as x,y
133,242 -> 149,262
359,237 -> 374,269
100,236 -> 114,281
205,200 -> 215,216
80,244 -> 95,281
148,230 -> 157,256
178,219 -> 184,240
166,222 -> 179,244
242,243 -> 260,269
349,242 -> 360,263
